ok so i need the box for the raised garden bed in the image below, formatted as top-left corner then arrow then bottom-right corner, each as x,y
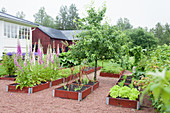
7,82 -> 50,93
50,78 -> 64,87
117,79 -> 131,85
72,80 -> 99,92
100,69 -> 125,78
106,93 -> 140,109
120,75 -> 133,80
0,75 -> 17,81
53,84 -> 91,101
83,66 -> 101,74
64,73 -> 79,82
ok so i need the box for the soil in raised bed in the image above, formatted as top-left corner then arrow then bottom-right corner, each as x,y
72,80 -> 97,86
118,79 -> 132,84
84,67 -> 94,71
120,75 -> 133,79
3,75 -> 17,78
56,84 -> 90,92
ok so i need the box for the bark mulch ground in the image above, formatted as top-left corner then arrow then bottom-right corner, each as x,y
0,70 -> 155,113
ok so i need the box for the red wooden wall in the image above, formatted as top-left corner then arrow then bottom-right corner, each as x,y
32,28 -> 72,54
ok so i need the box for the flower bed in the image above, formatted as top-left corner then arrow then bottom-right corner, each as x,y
106,93 -> 140,109
83,66 -> 101,74
7,82 -> 50,93
53,84 -> 91,101
0,75 -> 17,81
100,69 -> 125,78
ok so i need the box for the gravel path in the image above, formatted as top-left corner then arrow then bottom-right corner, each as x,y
0,70 -> 154,113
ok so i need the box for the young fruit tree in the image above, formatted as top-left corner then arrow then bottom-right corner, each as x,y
70,3 -> 127,80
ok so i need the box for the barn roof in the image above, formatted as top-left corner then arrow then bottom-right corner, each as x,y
61,30 -> 83,40
38,26 -> 68,40
0,12 -> 38,27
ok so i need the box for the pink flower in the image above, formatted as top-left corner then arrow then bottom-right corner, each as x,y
57,53 -> 59,57
17,40 -> 22,57
24,61 -> 27,67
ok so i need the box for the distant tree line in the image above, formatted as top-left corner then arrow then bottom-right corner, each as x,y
33,4 -> 79,30
1,7 -> 170,46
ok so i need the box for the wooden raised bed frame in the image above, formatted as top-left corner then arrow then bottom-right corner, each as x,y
0,75 -> 17,81
7,82 -> 50,93
72,80 -> 99,92
53,84 -> 92,101
83,66 -> 101,74
106,93 -> 140,109
100,69 -> 125,78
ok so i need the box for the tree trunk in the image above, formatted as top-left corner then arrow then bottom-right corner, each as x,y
94,57 -> 97,81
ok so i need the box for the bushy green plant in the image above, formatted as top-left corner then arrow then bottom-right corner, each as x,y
101,63 -> 123,74
2,54 -> 16,76
131,71 -> 145,80
15,39 -> 60,89
59,51 -> 79,67
82,77 -> 90,84
58,66 -> 80,78
140,69 -> 170,113
109,85 -> 140,100
0,65 -> 7,76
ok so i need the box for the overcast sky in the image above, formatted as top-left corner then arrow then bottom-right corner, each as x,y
0,0 -> 170,29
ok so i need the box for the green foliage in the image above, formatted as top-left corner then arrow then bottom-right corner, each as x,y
118,75 -> 127,87
58,66 -> 79,78
145,45 -> 170,72
59,51 -> 79,67
101,63 -> 123,74
131,71 -> 145,80
129,77 -> 135,89
55,4 -> 80,30
109,85 -> 140,100
82,77 -> 89,84
33,7 -> 55,28
74,85 -> 83,91
140,69 -> 170,112
116,18 -> 133,31
128,28 -> 158,49
0,65 -> 7,76
151,22 -> 170,45
130,46 -> 143,66
2,54 -> 16,76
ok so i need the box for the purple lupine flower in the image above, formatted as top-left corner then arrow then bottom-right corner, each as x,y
22,53 -> 26,56
34,52 -> 38,56
6,52 -> 13,56
17,40 -> 22,57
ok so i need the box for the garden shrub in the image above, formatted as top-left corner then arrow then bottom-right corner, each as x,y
59,51 -> 79,67
101,63 -> 123,74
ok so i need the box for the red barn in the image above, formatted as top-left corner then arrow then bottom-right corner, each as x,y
32,25 -> 81,54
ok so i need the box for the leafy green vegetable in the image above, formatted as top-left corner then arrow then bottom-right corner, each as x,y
109,85 -> 140,100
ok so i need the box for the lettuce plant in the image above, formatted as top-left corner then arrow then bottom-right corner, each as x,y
109,85 -> 140,100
